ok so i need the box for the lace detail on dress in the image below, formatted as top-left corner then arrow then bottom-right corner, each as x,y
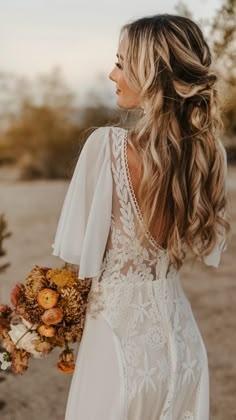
93,127 -> 207,419
182,412 -> 194,420
100,128 -> 169,286
86,279 -> 106,319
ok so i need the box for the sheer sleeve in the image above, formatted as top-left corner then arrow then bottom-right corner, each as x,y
52,126 -> 112,279
203,142 -> 228,268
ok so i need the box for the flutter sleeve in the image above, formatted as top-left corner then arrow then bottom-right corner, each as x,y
52,126 -> 112,279
203,142 -> 228,268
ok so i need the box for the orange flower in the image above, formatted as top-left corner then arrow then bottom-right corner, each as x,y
41,308 -> 63,325
37,289 -> 59,309
38,324 -> 56,337
34,340 -> 52,354
57,349 -> 75,374
57,360 -> 75,374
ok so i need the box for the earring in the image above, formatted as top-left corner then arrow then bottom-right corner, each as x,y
141,106 -> 147,115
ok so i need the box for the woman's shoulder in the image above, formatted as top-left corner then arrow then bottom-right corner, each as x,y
85,126 -> 126,147
88,125 -> 127,136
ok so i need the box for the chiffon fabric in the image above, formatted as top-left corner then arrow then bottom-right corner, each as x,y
52,126 -> 227,420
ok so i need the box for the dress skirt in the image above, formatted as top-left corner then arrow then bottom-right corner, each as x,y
64,276 -> 210,420
65,313 -> 126,420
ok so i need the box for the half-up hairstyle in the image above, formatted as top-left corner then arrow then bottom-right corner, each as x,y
121,14 -> 230,269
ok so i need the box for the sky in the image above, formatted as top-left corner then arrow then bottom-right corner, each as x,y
0,0 -> 224,104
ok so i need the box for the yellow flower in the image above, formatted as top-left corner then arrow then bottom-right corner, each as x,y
46,269 -> 77,292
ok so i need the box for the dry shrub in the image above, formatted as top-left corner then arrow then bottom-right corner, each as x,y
4,102 -> 127,180
5,103 -> 82,179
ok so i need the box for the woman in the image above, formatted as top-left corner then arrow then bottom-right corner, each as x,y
52,14 -> 230,420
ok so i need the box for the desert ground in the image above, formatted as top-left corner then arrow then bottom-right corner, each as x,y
0,165 -> 235,420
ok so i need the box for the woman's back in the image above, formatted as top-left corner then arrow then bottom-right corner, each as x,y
126,132 -> 170,248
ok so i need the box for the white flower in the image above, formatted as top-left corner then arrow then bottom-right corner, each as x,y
182,347 -> 197,385
8,320 -> 43,358
182,411 -> 194,420
136,351 -> 157,393
146,324 -> 165,350
0,352 -> 11,370
130,291 -> 151,323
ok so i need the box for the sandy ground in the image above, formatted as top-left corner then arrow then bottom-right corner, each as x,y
0,165 -> 235,420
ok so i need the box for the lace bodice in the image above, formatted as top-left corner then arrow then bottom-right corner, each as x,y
99,127 -> 174,286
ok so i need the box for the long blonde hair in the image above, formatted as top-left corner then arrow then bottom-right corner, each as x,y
121,14 -> 230,269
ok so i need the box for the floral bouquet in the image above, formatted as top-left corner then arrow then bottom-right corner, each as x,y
0,264 -> 92,375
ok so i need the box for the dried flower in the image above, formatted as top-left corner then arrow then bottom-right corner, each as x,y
0,352 -> 12,370
23,303 -> 44,325
11,349 -> 29,374
15,304 -> 29,318
8,318 -> 42,358
0,326 -> 7,340
60,285 -> 85,323
34,339 -> 52,354
57,349 -> 75,374
0,305 -> 12,328
38,324 -> 56,338
49,332 -> 66,348
41,307 -> 63,325
0,264 -> 91,375
40,267 -> 50,274
37,289 -> 59,309
64,327 -> 82,343
46,268 -> 77,291
3,334 -> 15,353
11,283 -> 25,307
25,266 -> 48,303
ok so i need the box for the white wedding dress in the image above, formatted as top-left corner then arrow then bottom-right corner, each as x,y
52,126 -> 227,420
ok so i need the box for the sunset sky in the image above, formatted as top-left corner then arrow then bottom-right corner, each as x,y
0,0 -> 224,103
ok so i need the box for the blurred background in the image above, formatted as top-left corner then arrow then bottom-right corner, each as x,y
0,0 -> 235,419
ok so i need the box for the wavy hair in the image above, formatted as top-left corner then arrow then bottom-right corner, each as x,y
120,14 -> 230,269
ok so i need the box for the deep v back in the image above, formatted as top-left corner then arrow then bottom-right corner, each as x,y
98,126 -> 170,288
122,129 -> 167,251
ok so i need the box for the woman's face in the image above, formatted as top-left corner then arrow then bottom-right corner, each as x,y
109,37 -> 141,109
